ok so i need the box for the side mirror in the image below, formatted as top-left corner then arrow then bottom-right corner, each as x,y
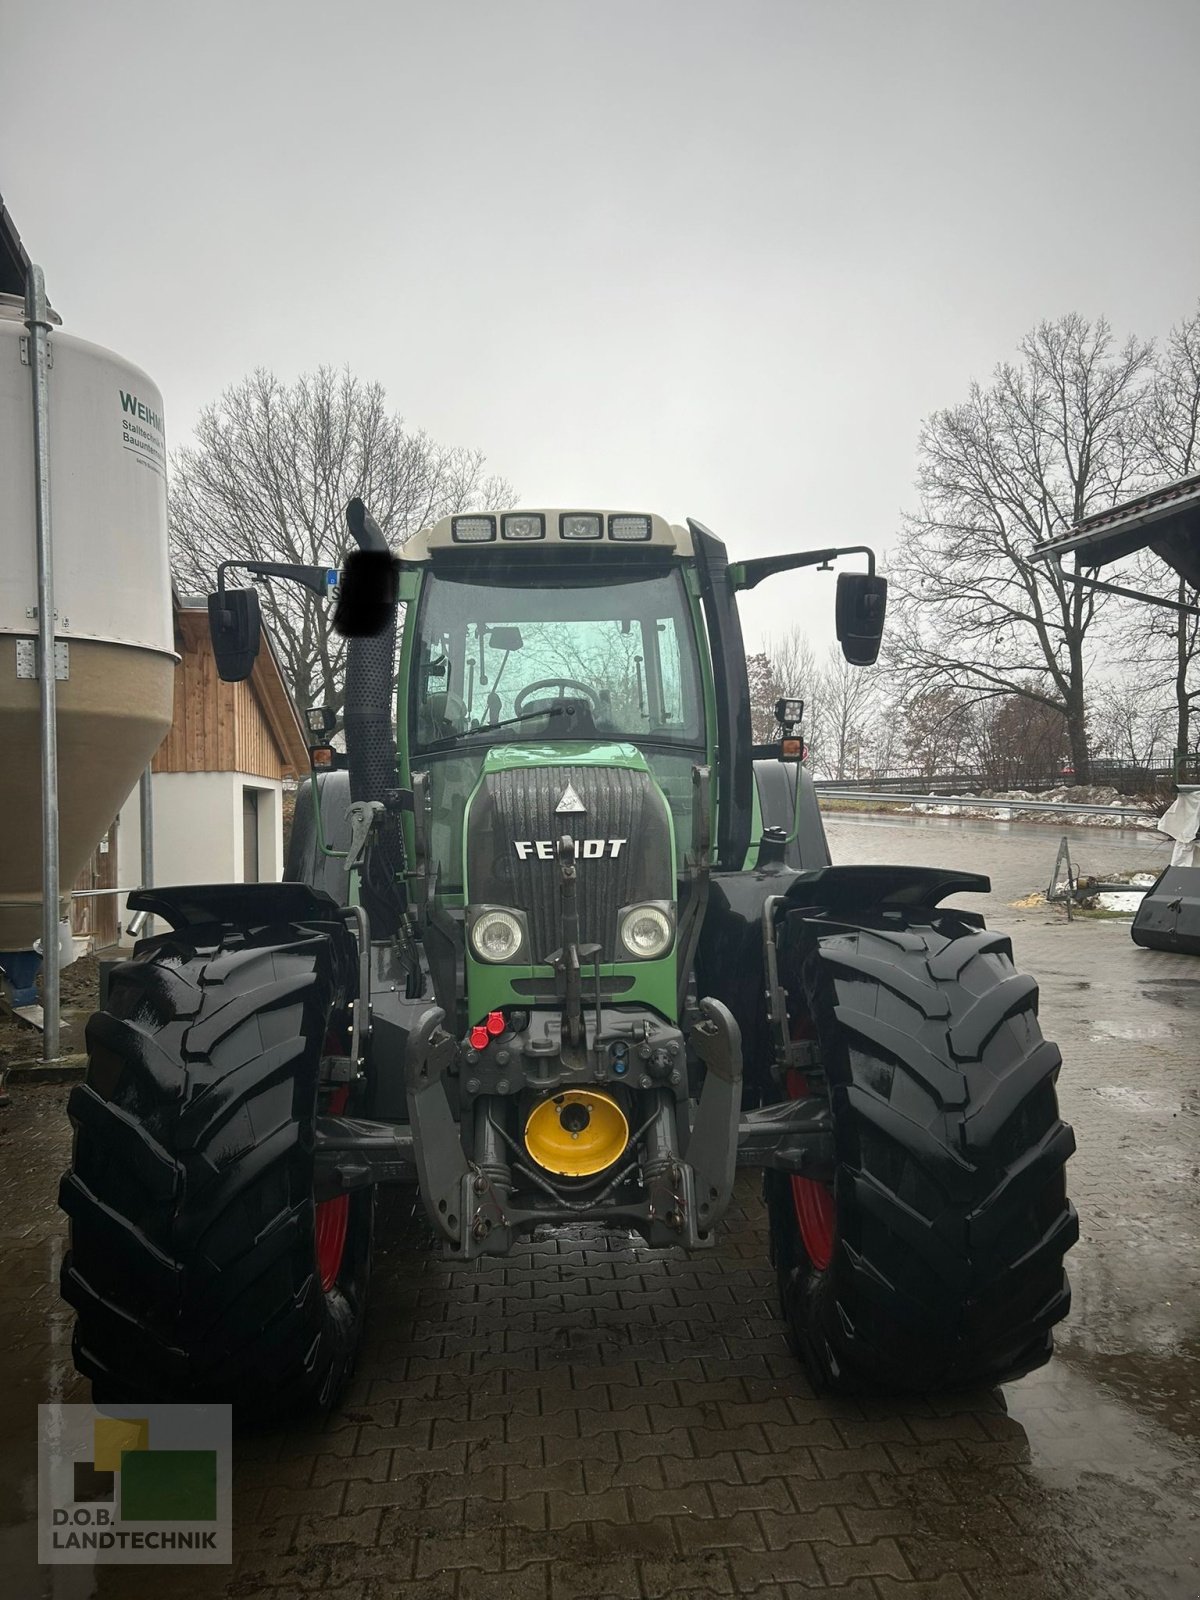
333,550 -> 398,637
836,572 -> 888,665
207,588 -> 261,682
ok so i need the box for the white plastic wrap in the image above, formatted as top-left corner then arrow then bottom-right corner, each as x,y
1158,791 -> 1200,867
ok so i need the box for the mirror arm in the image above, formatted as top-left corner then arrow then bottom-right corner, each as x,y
730,545 -> 876,591
216,558 -> 336,599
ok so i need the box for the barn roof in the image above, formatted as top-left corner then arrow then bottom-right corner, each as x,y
1034,472 -> 1200,590
0,191 -> 31,297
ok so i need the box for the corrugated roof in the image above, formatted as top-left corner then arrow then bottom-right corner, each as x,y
0,191 -> 32,297
1033,471 -> 1200,588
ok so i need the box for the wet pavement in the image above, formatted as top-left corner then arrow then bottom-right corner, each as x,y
2,814 -> 1197,1599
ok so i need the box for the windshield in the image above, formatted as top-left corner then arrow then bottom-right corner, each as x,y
410,566 -> 704,753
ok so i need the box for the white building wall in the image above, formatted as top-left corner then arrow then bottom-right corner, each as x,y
115,771 -> 284,944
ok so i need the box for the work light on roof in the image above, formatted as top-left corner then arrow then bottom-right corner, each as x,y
501,513 -> 545,541
560,513 -> 603,541
609,514 -> 652,542
451,515 -> 496,543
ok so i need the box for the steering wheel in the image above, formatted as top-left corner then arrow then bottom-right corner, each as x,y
513,677 -> 600,715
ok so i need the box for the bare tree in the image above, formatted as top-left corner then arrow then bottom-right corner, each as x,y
746,652 -> 778,744
818,645 -> 877,780
169,367 -> 513,716
1090,678 -> 1174,770
967,690 -> 1070,789
899,687 -> 974,781
888,315 -> 1154,782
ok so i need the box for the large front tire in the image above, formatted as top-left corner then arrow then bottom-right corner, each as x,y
769,912 -> 1077,1393
59,920 -> 371,1421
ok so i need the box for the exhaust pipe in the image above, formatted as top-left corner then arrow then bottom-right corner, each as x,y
341,499 -> 402,936
343,498 -> 397,812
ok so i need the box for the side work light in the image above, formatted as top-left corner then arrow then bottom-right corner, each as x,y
304,705 -> 337,740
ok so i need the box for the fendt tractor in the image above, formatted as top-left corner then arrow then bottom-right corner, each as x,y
60,505 -> 1077,1417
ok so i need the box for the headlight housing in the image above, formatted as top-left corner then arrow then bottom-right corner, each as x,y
618,903 -> 674,960
470,909 -> 525,963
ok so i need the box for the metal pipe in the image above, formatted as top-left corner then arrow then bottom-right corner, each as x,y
26,266 -> 59,1061
138,766 -> 154,884
138,764 -> 154,937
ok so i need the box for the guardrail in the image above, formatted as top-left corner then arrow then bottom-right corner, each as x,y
818,789 -> 1154,821
814,774 -> 1176,794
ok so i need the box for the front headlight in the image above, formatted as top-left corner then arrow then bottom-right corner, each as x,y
619,904 -> 673,960
471,909 -> 525,963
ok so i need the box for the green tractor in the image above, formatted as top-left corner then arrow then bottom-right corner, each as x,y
60,504 -> 1077,1416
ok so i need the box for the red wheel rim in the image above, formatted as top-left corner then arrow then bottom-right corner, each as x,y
316,1082 -> 351,1292
785,1063 -> 835,1271
316,1194 -> 350,1292
790,1176 -> 835,1271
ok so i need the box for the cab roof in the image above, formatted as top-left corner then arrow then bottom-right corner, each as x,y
402,509 -> 694,562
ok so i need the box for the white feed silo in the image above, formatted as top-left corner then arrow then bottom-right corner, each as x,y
0,291 -> 175,965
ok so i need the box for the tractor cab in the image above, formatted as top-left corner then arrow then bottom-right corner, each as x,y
400,511 -> 709,902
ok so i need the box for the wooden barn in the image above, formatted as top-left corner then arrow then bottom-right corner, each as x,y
72,601 -> 309,949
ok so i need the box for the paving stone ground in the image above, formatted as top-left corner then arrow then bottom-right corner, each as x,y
2,816 -> 1198,1599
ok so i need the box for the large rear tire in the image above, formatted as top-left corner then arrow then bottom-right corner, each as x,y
769,911 -> 1077,1393
59,920 -> 371,1422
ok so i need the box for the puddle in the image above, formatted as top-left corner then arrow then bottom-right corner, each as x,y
1085,1084 -> 1182,1113
1000,1359 -> 1200,1598
1089,1019 -> 1185,1042
1138,980 -> 1200,1008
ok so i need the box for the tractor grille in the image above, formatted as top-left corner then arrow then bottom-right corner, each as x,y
466,764 -> 673,963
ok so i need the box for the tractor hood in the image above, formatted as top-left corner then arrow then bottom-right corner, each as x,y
462,742 -> 678,1016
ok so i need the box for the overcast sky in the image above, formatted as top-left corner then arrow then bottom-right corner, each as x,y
4,0 -> 1199,652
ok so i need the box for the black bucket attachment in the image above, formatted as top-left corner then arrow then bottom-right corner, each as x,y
1131,866 -> 1200,956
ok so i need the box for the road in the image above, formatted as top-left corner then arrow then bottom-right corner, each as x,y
1,813 -> 1196,1599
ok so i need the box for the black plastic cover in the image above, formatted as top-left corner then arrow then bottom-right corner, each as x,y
1131,865 -> 1200,955
783,863 -> 989,914
752,761 -> 830,871
285,771 -> 353,906
126,881 -> 342,931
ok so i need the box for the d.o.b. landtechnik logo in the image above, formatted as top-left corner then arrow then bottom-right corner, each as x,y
39,1404 -> 231,1564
